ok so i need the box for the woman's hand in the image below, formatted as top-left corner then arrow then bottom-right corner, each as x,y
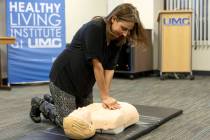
101,96 -> 121,110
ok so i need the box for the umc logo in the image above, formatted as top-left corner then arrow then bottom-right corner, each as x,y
163,17 -> 190,26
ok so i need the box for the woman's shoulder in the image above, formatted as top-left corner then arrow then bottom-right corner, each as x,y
85,17 -> 106,29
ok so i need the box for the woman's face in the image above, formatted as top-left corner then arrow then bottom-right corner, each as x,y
111,17 -> 134,39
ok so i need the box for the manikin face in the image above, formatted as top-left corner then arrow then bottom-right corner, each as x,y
110,17 -> 134,39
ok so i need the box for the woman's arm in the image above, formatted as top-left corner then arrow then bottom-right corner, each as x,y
92,59 -> 120,109
104,70 -> 114,89
92,59 -> 108,99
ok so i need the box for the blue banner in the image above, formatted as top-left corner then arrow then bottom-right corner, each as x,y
6,0 -> 66,83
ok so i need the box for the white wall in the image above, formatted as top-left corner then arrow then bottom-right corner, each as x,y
65,0 -> 210,71
0,1 -> 6,36
192,48 -> 210,70
65,0 -> 107,43
153,0 -> 164,70
108,0 -> 154,29
66,0 -> 163,70
107,0 -> 123,13
0,0 -> 7,78
108,0 -> 159,70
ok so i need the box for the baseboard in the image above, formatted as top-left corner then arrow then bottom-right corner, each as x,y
192,70 -> 210,76
153,70 -> 210,76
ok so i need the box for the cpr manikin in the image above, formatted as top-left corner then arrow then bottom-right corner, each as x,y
63,102 -> 139,139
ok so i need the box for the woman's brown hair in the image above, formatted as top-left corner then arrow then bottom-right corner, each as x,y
105,3 -> 147,47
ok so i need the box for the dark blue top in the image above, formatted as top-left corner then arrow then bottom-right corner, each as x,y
49,18 -> 121,98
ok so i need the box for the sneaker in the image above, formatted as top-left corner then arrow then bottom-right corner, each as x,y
29,97 -> 43,123
44,94 -> 54,104
30,106 -> 41,123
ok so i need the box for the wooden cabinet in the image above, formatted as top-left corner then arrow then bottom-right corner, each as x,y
0,37 -> 15,89
157,10 -> 194,80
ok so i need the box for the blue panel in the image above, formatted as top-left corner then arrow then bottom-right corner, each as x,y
6,0 -> 66,83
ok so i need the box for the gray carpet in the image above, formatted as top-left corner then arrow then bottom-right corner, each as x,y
0,76 -> 210,140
